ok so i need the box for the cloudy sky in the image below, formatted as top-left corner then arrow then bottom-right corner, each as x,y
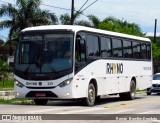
0,0 -> 160,40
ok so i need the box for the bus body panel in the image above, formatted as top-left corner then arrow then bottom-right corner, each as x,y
14,60 -> 152,99
74,59 -> 152,96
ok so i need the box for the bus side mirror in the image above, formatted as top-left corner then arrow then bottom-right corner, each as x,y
77,35 -> 86,41
9,62 -> 14,68
81,36 -> 85,40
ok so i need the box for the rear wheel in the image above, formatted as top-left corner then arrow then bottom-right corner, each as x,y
83,83 -> 96,106
119,80 -> 136,100
96,96 -> 101,101
147,92 -> 151,95
34,99 -> 48,105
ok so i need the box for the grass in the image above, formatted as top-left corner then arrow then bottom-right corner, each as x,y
0,79 -> 14,90
136,89 -> 147,93
0,98 -> 34,105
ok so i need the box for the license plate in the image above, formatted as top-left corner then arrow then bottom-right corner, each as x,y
153,87 -> 160,90
35,93 -> 46,97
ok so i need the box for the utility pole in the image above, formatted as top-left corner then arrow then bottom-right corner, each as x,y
71,0 -> 74,25
154,19 -> 157,43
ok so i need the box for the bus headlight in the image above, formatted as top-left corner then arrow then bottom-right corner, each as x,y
58,78 -> 72,88
15,80 -> 24,88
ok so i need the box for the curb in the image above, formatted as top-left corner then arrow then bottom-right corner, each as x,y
0,90 -> 14,96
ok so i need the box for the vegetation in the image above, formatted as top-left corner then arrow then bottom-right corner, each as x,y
97,16 -> 145,37
0,79 -> 14,90
0,39 -> 4,45
59,13 -> 92,27
0,98 -> 34,104
60,13 -> 144,37
0,0 -> 57,39
148,37 -> 160,61
0,0 -> 158,62
0,60 -> 11,77
0,60 -> 14,90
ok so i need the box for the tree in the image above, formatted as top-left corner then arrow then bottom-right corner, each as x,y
0,0 -> 58,39
0,60 -> 11,85
88,15 -> 100,28
59,12 -> 92,27
148,36 -> 160,61
0,39 -> 4,45
75,20 -> 91,27
59,13 -> 71,25
98,16 -> 145,37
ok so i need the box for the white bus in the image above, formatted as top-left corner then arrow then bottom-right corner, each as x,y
14,25 -> 152,106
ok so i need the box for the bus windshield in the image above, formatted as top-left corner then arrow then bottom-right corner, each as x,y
15,33 -> 73,73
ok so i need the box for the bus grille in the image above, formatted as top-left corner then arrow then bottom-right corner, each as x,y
153,84 -> 160,87
26,86 -> 56,89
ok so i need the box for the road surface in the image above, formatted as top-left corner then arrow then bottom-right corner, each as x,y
0,93 -> 160,123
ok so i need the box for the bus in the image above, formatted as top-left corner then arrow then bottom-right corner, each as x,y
14,25 -> 152,106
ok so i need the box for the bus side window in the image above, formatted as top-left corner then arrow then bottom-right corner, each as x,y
141,43 -> 147,59
86,35 -> 100,57
112,38 -> 123,58
123,40 -> 132,58
75,35 -> 86,73
101,37 -> 112,58
133,41 -> 141,59
75,36 -> 86,62
146,43 -> 151,60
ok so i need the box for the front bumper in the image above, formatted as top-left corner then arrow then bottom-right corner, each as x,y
14,84 -> 75,99
147,87 -> 160,93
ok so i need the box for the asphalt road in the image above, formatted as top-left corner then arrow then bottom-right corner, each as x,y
0,93 -> 160,123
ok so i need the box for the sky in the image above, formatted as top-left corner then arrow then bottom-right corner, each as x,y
0,0 -> 160,41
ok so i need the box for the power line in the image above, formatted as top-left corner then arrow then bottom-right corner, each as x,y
41,3 -> 88,17
0,0 -> 89,17
78,0 -> 89,12
0,1 -> 89,19
81,0 -> 98,13
41,4 -> 71,11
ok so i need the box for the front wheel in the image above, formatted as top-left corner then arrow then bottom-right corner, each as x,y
83,83 -> 96,106
34,99 -> 48,105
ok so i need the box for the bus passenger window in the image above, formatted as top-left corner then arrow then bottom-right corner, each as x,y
146,43 -> 151,60
133,42 -> 141,59
87,35 -> 100,57
101,37 -> 112,58
141,43 -> 147,59
123,40 -> 132,58
112,38 -> 122,58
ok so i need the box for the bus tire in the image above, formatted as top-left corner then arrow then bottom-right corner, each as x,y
119,80 -> 136,100
84,83 -> 96,106
119,93 -> 127,100
126,80 -> 136,100
147,92 -> 151,95
34,99 -> 48,105
96,96 -> 101,102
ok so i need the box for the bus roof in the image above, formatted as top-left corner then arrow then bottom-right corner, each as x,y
22,25 -> 150,42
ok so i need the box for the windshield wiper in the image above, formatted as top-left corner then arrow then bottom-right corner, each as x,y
48,64 -> 57,73
25,64 -> 31,74
35,53 -> 57,73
